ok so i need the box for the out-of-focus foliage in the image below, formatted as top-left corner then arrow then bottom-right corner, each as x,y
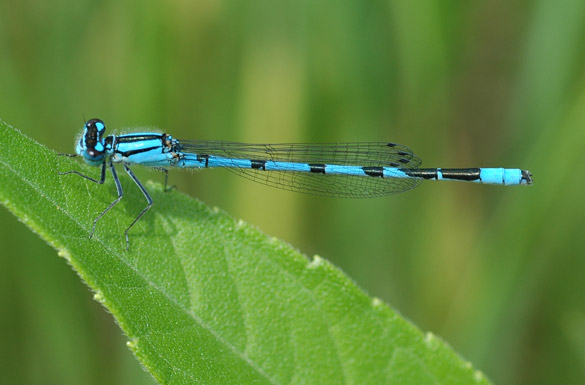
0,1 -> 583,384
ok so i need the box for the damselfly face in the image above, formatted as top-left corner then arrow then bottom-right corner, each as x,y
76,118 -> 107,166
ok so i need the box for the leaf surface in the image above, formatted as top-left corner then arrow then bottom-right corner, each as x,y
0,120 -> 490,385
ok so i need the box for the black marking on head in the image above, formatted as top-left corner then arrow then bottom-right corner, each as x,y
85,118 -> 105,133
363,166 -> 384,177
197,154 -> 210,168
251,159 -> 267,170
309,164 -> 326,174
82,119 -> 107,159
84,119 -> 105,144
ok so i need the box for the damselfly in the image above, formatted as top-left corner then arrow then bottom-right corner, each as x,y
60,119 -> 532,249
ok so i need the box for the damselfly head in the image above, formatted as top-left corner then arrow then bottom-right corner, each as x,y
76,118 -> 107,166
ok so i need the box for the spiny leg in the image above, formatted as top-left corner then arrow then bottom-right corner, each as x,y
90,159 -> 123,238
59,155 -> 107,184
154,167 -> 175,192
123,164 -> 153,251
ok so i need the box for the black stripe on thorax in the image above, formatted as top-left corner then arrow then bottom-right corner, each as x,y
117,146 -> 160,157
116,134 -> 165,143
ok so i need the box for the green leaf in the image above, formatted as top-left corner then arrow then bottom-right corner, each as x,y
0,119 -> 491,385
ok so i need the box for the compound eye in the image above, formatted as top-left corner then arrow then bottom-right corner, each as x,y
85,118 -> 106,139
87,149 -> 103,157
87,141 -> 105,157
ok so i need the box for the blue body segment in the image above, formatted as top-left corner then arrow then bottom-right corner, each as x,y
477,168 -> 525,185
60,119 -> 533,249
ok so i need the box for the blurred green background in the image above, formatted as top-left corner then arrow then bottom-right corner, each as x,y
1,0 -> 584,384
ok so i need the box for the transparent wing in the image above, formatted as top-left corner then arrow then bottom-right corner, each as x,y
178,141 -> 423,198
